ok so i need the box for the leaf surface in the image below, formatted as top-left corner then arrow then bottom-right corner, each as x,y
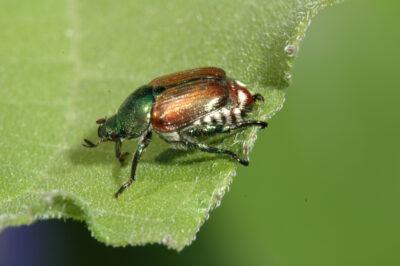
0,0 -> 338,250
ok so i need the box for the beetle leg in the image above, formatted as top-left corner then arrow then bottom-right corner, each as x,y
114,131 -> 152,198
223,120 -> 268,132
115,139 -> 129,163
176,136 -> 249,166
252,93 -> 265,103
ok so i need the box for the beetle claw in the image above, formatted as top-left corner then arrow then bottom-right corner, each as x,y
259,121 -> 268,129
239,159 -> 250,166
118,152 -> 130,163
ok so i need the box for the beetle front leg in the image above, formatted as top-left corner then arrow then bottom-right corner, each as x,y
177,136 -> 249,166
114,131 -> 152,198
115,139 -> 129,163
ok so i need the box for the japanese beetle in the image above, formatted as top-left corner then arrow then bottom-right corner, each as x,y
83,67 -> 267,198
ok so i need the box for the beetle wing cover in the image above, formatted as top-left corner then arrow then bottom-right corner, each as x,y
151,79 -> 228,132
149,67 -> 226,88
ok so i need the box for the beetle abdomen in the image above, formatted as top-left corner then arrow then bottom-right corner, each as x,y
193,107 -> 244,127
151,79 -> 229,133
227,79 -> 255,109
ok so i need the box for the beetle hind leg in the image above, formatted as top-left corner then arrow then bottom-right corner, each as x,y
223,120 -> 268,132
173,135 -> 249,166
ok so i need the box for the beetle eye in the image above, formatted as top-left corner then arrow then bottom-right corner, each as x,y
97,125 -> 103,138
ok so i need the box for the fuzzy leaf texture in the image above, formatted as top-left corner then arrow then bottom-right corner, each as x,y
0,0 -> 338,250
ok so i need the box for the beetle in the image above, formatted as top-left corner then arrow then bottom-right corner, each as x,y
83,67 -> 267,198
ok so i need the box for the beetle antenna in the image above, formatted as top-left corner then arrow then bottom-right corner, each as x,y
82,138 -> 102,148
96,117 -> 107,124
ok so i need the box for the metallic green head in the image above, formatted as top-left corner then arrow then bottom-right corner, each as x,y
97,86 -> 155,141
97,114 -> 119,140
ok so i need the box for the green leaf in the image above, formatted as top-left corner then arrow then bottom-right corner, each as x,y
0,0 -> 338,250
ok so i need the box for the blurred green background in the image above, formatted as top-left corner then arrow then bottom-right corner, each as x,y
1,0 -> 400,265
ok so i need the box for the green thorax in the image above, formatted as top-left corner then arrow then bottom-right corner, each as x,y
116,85 -> 155,138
